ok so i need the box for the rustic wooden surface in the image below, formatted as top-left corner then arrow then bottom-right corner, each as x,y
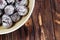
0,0 -> 60,40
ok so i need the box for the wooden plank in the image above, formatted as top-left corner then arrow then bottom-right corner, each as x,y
7,33 -> 12,40
31,0 -> 41,40
0,35 -> 2,40
2,35 -> 7,40
25,18 -> 35,40
2,33 -> 12,40
21,27 -> 26,40
12,30 -> 21,40
50,0 -> 60,40
40,0 -> 56,40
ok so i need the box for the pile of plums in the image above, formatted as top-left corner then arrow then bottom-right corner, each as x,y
0,0 -> 28,28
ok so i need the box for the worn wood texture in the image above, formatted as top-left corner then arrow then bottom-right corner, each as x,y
0,0 -> 60,40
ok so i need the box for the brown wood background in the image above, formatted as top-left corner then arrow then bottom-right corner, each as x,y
0,0 -> 60,40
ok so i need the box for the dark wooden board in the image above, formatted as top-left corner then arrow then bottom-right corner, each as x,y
0,0 -> 60,40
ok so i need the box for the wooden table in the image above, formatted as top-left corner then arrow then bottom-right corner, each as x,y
0,0 -> 60,40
